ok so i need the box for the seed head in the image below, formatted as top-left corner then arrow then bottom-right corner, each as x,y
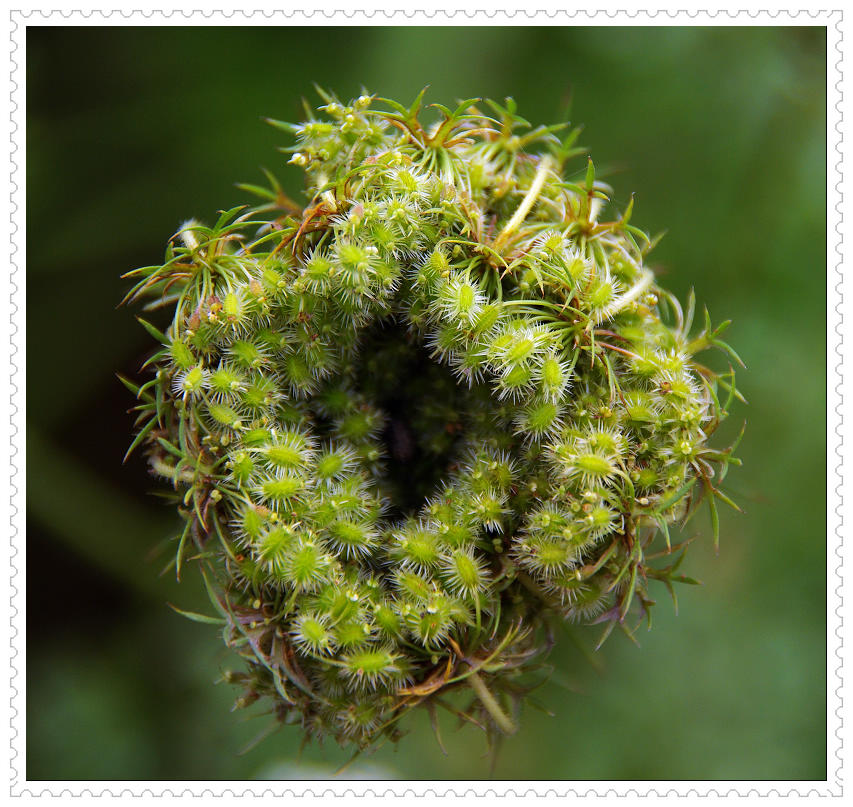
123,88 -> 743,754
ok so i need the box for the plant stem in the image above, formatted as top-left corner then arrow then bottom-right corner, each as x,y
493,155 -> 553,251
468,671 -> 517,735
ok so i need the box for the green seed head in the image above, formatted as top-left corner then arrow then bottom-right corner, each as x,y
169,339 -> 196,370
441,548 -> 489,598
258,474 -> 305,505
124,88 -> 743,755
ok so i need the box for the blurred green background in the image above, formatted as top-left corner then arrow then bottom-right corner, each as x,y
26,25 -> 826,781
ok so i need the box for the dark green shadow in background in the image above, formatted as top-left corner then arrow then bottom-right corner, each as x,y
26,25 -> 827,780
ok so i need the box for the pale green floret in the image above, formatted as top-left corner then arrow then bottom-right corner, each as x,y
316,581 -> 362,623
623,391 -> 658,424
525,503 -> 573,537
463,450 -> 514,493
222,290 -> 247,322
458,284 -> 477,312
327,519 -> 377,558
656,371 -> 697,400
539,355 -> 569,398
572,453 -> 616,484
469,490 -> 507,532
451,344 -> 488,384
436,276 -> 484,324
314,383 -> 352,417
209,365 -> 245,398
552,576 -> 611,622
281,541 -> 333,591
334,619 -> 374,649
303,252 -> 335,291
428,321 -> 467,359
586,279 -> 619,312
169,339 -> 196,370
178,365 -> 206,395
228,451 -> 255,485
437,520 -> 476,549
506,337 -> 536,365
394,524 -> 442,571
242,375 -> 279,411
393,569 -> 435,602
238,504 -> 266,543
583,426 -> 625,457
585,503 -> 619,537
207,402 -> 242,429
495,362 -> 535,400
406,596 -> 462,648
336,242 -> 375,278
441,548 -> 489,597
516,400 -> 562,439
292,613 -> 334,655
337,408 -> 381,442
258,474 -> 305,503
372,603 -> 401,637
264,443 -> 304,469
486,455 -> 515,491
241,427 -> 273,446
565,251 -> 591,284
536,539 -> 576,568
282,354 -> 317,394
342,648 -> 406,690
260,430 -> 312,470
229,339 -> 266,368
315,447 -> 351,480
260,265 -> 290,298
516,536 -> 576,578
470,302 -> 504,337
415,247 -> 449,288
368,221 -> 398,255
634,465 -> 660,490
569,584 -> 612,620
629,348 -> 662,378
256,525 -> 297,569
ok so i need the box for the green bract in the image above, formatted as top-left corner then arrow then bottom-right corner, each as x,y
122,89 -> 744,752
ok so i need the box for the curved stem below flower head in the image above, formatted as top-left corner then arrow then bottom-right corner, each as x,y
468,670 -> 517,736
493,156 -> 554,253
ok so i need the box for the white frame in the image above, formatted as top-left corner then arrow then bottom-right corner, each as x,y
4,4 -> 846,801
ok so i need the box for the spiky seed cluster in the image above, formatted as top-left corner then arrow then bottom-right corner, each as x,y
123,89 -> 743,752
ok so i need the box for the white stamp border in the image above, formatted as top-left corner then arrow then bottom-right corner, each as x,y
5,4 -> 846,801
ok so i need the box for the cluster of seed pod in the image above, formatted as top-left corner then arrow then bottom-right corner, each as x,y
124,90 -> 742,751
